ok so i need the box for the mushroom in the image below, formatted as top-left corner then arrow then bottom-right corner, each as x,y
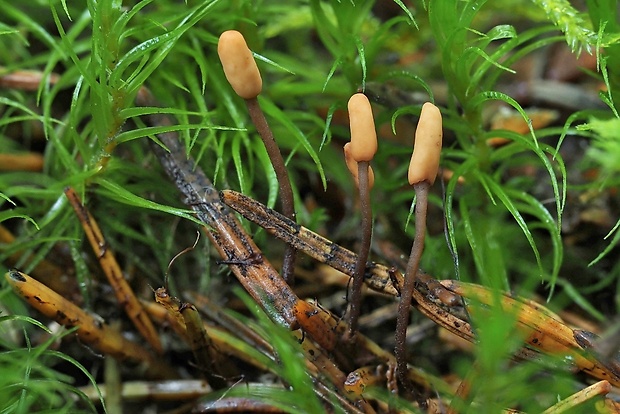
394,102 -> 442,396
218,30 -> 297,284
344,93 -> 377,337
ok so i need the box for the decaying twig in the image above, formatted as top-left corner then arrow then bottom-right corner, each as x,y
4,269 -> 176,379
136,89 -> 299,329
64,186 -> 163,354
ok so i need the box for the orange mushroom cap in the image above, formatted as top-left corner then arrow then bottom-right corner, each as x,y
217,30 -> 263,99
408,102 -> 442,185
348,93 -> 378,162
344,142 -> 375,189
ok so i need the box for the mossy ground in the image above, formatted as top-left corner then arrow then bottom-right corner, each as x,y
1,1 -> 620,413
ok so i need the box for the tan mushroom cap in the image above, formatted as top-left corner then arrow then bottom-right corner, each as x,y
408,102 -> 442,185
348,93 -> 378,162
344,142 -> 375,189
218,30 -> 263,99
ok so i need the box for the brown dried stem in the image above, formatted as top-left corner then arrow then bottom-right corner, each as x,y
137,89 -> 299,328
5,269 -> 176,379
64,186 -> 163,354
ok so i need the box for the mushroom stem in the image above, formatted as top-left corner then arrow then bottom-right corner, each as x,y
347,160 -> 373,336
394,180 -> 430,401
245,97 -> 297,283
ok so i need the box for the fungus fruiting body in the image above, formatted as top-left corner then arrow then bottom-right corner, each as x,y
407,103 -> 442,186
218,30 -> 297,283
217,30 -> 262,100
343,142 -> 375,189
394,102 -> 442,397
348,93 -> 378,162
345,93 -> 377,337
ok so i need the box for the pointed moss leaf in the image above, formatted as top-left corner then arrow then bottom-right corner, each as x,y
0,315 -> 51,334
115,123 -> 241,144
112,0 -> 154,35
354,35 -> 367,90
459,198 -> 485,282
404,193 -> 416,231
589,218 -> 620,266
231,132 -> 248,196
3,2 -> 66,57
556,279 -> 605,321
252,140 -> 279,209
381,70 -> 435,103
45,349 -> 106,410
95,178 -> 201,225
310,0 -> 340,56
322,55 -> 343,92
50,4 -> 92,85
209,132 -> 225,186
471,90 -> 537,144
392,0 -> 418,28
258,97 -> 326,189
0,193 -> 16,206
489,131 -> 566,226
253,52 -> 295,75
0,22 -> 19,36
0,97 -> 63,128
486,24 -> 517,41
444,157 -> 479,277
476,172 -> 544,278
0,212 -> 40,230
319,102 -> 338,151
114,0 -> 223,93
505,188 -> 563,287
460,47 -> 516,96
119,106 -> 203,119
113,31 -> 176,76
59,0 -> 72,20
555,110 -> 590,157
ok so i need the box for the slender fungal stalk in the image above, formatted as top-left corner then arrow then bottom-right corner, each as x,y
343,93 -> 377,338
394,102 -> 442,401
347,160 -> 372,336
218,30 -> 297,284
394,180 -> 430,399
245,97 -> 297,283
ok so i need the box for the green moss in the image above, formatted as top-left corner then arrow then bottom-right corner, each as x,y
1,0 -> 619,412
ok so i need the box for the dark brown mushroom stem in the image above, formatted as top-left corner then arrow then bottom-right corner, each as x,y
347,160 -> 372,337
245,96 -> 297,284
394,180 -> 430,403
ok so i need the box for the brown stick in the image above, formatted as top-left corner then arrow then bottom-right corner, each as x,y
64,186 -> 163,354
220,189 -> 463,306
5,269 -> 176,379
137,90 -> 298,328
